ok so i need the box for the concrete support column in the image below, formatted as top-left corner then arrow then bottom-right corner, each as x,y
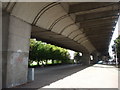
2,11 -> 31,88
81,53 -> 90,65
93,54 -> 98,64
0,2 -> 2,90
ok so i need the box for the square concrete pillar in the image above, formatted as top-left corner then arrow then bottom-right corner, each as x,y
81,53 -> 90,65
2,11 -> 10,88
93,54 -> 99,64
2,11 -> 31,88
0,2 -> 2,89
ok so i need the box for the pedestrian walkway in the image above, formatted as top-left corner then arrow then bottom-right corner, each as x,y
41,64 -> 118,89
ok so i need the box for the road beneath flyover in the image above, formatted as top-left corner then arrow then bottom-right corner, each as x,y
16,64 -> 118,89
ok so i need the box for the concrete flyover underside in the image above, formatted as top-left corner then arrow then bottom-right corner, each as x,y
2,2 -> 120,54
1,1 -> 120,89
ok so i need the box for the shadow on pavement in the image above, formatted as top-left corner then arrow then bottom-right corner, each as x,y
15,64 -> 89,89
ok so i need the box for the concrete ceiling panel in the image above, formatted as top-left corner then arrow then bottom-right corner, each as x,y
69,2 -> 118,14
11,2 -> 51,23
61,24 -> 79,37
74,34 -> 85,41
78,36 -> 87,44
51,16 -> 74,33
36,4 -> 67,30
80,40 -> 96,53
68,29 -> 83,39
75,10 -> 119,23
75,4 -> 119,15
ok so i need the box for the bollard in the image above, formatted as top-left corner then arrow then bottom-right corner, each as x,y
28,68 -> 34,82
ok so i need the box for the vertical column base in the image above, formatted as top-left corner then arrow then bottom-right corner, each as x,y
0,2 -> 2,89
81,53 -> 90,65
6,51 -> 29,88
0,51 -> 1,88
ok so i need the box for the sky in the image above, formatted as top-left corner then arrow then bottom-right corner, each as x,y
108,17 -> 119,57
68,50 -> 75,59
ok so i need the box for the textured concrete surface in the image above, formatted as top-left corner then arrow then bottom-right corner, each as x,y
2,13 -> 31,88
5,15 -> 31,88
8,16 -> 31,52
0,2 -> 2,89
0,52 -> 2,89
0,2 -> 2,51
6,51 -> 29,88
41,64 -> 118,89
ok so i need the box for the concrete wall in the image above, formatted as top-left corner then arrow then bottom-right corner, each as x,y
2,11 -> 31,88
6,15 -> 31,88
0,2 -> 2,89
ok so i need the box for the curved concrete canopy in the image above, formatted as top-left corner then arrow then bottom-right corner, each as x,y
2,2 -> 120,54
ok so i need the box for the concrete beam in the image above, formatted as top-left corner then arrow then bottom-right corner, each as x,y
84,27 -> 114,32
80,17 -> 118,28
92,41 -> 110,45
83,22 -> 116,29
84,29 -> 114,36
87,33 -> 112,38
91,42 -> 110,46
86,31 -> 113,36
69,2 -> 117,13
75,10 -> 119,23
79,15 -> 118,23
90,39 -> 110,43
31,24 -> 92,54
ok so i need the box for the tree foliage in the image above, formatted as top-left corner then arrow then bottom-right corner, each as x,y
29,39 -> 70,66
115,35 -> 120,63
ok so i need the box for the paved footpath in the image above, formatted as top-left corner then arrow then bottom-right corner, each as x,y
41,64 -> 118,89
16,64 -> 118,89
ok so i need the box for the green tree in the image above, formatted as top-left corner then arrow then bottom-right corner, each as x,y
115,35 -> 120,64
29,39 -> 71,66
29,39 -> 39,66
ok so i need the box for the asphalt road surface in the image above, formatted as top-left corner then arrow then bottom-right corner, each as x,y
16,64 -> 118,89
